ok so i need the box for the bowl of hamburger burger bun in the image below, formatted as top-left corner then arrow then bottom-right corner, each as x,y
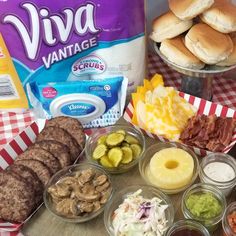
150,0 -> 236,75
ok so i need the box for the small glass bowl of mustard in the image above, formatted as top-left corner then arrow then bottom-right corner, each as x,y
182,183 -> 227,232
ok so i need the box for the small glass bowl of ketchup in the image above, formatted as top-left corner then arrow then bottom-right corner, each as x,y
222,201 -> 236,236
165,220 -> 210,236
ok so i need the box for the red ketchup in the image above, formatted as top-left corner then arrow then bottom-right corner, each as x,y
228,211 -> 236,233
170,229 -> 204,236
223,211 -> 236,236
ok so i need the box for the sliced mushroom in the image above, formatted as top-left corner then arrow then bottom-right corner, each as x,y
96,181 -> 110,193
70,191 -> 76,199
49,193 -> 63,203
48,183 -> 71,198
82,183 -> 96,194
70,200 -> 79,216
59,176 -> 79,186
48,185 -> 58,196
93,174 -> 107,186
93,201 -> 101,212
78,201 -> 94,213
78,168 -> 95,185
100,188 -> 111,204
74,171 -> 81,179
74,187 -> 101,202
55,198 -> 78,216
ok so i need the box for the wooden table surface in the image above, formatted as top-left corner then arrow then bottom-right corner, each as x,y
22,119 -> 236,236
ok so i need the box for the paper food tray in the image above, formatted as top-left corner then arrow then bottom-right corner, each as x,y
0,118 -> 84,232
124,92 -> 236,157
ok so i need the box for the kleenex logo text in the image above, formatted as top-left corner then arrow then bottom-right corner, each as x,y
61,102 -> 96,117
68,104 -> 90,110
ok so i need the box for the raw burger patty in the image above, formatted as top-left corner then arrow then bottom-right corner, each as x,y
18,147 -> 61,174
33,140 -> 71,168
0,171 -> 35,222
36,126 -> 81,161
15,159 -> 51,187
45,116 -> 86,149
7,164 -> 43,204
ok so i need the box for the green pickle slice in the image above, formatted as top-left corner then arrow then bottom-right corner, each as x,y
121,141 -> 130,147
124,135 -> 139,144
121,147 -> 133,164
106,132 -> 125,146
116,129 -> 126,136
108,147 -> 123,167
93,129 -> 142,168
100,155 -> 113,168
130,144 -> 142,159
97,135 -> 107,144
92,144 -> 107,160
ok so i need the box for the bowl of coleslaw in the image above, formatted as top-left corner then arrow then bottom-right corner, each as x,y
104,185 -> 174,236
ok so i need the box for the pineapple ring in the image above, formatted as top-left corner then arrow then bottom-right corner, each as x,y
148,147 -> 194,190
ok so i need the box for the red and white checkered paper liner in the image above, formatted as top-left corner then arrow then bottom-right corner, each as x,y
0,232 -> 24,236
124,92 -> 236,157
0,119 -> 46,232
0,111 -> 35,149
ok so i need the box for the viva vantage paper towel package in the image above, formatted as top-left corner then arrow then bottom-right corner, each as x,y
0,1 -> 145,127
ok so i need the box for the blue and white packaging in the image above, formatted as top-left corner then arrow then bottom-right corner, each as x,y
28,76 -> 128,128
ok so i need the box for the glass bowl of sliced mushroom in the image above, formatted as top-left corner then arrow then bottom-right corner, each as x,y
85,125 -> 146,174
43,163 -> 113,222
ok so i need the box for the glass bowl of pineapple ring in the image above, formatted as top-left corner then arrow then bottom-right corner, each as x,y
139,142 -> 200,194
85,125 -> 146,174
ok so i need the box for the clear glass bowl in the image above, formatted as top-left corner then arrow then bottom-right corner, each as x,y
182,183 -> 227,232
199,153 -> 236,197
165,219 -> 211,236
85,125 -> 145,174
74,145 -> 86,163
222,201 -> 236,236
139,142 -> 199,194
104,185 -> 174,235
43,163 -> 113,223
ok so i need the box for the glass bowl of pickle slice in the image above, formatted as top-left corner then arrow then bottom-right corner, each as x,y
85,125 -> 146,174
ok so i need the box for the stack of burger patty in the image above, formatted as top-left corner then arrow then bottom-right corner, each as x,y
0,116 -> 86,223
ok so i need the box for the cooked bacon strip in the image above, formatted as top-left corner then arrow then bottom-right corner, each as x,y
205,115 -> 216,136
180,114 -> 236,152
180,115 -> 201,140
206,141 -> 225,152
220,118 -> 236,146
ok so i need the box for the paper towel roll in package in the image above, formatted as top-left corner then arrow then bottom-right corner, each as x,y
0,0 -> 145,125
0,0 -> 145,93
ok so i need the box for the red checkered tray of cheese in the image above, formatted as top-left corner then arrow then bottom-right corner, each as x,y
124,75 -> 236,157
